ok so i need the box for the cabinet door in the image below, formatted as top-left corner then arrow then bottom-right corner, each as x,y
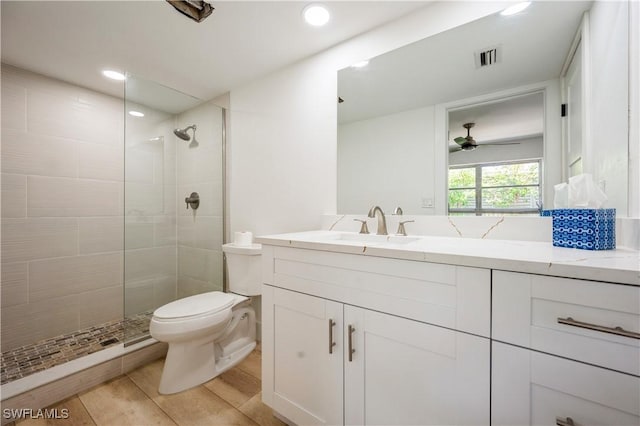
344,306 -> 489,425
492,341 -> 640,426
262,285 -> 344,425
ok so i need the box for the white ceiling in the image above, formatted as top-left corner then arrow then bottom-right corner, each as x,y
338,1 -> 592,124
449,91 -> 544,144
1,0 -> 431,106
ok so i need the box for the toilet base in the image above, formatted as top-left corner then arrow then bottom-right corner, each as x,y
156,305 -> 257,395
158,338 -> 256,395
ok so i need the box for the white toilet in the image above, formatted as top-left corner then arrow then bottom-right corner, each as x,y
149,243 -> 262,394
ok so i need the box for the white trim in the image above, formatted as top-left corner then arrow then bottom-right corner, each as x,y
629,0 -> 640,218
0,339 -> 157,401
435,80 -> 560,214
580,11 -> 592,179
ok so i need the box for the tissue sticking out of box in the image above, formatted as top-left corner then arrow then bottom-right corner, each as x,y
553,173 -> 607,209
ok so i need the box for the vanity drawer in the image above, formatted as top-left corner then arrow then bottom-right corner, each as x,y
492,341 -> 640,426
262,246 -> 491,337
493,270 -> 640,376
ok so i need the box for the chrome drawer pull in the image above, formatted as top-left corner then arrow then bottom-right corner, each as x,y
557,317 -> 640,339
348,325 -> 355,362
556,416 -> 575,426
329,319 -> 336,354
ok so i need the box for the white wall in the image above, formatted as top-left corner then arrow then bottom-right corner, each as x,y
630,1 -> 640,218
228,2 -> 507,236
338,106 -> 435,215
588,1 -> 629,214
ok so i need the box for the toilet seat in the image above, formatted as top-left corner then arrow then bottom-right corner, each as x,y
153,291 -> 236,321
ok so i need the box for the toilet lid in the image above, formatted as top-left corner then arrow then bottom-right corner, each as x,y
153,291 -> 236,320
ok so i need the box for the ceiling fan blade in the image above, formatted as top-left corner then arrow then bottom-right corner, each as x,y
480,142 -> 521,146
449,146 -> 463,153
454,137 -> 467,145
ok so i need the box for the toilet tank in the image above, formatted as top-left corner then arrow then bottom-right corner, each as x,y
222,243 -> 262,296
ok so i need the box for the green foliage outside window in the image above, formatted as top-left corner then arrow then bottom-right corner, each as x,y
448,161 -> 540,213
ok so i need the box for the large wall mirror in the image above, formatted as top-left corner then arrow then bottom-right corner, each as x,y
337,1 -> 629,216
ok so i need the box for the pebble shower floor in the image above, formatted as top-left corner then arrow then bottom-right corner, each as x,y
0,311 -> 153,385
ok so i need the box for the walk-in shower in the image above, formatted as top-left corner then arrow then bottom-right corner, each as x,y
0,67 -> 226,394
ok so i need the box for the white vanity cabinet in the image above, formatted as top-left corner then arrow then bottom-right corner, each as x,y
492,342 -> 640,426
261,245 -> 491,426
344,305 -> 489,426
492,271 -> 640,425
261,285 -> 344,425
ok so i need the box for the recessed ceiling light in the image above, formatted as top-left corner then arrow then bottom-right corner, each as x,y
500,2 -> 531,16
303,4 -> 330,27
102,70 -> 126,81
351,60 -> 369,69
128,111 -> 144,117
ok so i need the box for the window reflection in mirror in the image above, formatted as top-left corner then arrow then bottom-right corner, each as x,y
447,92 -> 544,216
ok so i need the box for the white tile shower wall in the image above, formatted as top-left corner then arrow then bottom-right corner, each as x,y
0,64 -> 125,351
175,100 -> 224,298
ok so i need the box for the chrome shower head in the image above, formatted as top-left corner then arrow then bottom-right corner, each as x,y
173,124 -> 196,141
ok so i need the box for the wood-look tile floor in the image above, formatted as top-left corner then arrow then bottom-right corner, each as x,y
15,348 -> 285,426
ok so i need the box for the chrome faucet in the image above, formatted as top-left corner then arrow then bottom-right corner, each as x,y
367,205 -> 388,235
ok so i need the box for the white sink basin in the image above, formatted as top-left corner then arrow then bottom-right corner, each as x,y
325,232 -> 420,245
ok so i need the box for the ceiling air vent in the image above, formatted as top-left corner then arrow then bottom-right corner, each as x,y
475,46 -> 501,69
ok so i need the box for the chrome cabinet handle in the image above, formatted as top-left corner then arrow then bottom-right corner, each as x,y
557,317 -> 640,339
329,319 -> 336,354
348,325 -> 355,362
556,416 -> 575,426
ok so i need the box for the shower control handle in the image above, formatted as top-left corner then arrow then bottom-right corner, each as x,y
185,192 -> 200,210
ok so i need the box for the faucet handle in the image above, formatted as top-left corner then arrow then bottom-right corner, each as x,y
397,220 -> 414,236
393,207 -> 403,215
354,219 -> 370,234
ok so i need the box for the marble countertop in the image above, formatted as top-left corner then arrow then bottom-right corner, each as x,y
256,230 -> 640,285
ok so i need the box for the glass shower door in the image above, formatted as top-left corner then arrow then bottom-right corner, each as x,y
123,74 -> 224,345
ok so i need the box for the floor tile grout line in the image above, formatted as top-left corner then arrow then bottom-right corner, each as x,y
76,393 -> 99,426
125,370 -> 180,426
198,380 -> 259,425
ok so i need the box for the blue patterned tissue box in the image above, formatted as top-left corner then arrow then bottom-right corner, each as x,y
551,209 -> 616,250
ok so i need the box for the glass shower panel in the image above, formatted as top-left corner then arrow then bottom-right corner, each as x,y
175,102 -> 226,300
124,75 -> 223,345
